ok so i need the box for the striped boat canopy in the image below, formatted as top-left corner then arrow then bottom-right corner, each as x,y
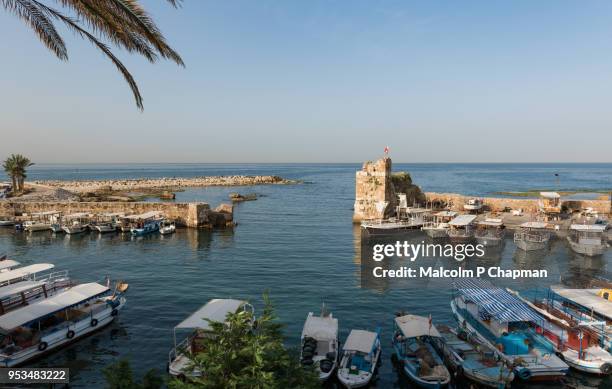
454,279 -> 544,323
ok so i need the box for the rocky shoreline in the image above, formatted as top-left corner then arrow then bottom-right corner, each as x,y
34,175 -> 298,193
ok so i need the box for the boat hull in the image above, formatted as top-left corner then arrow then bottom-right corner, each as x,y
0,221 -> 14,227
62,226 -> 88,234
567,238 -> 606,256
515,239 -> 548,251
94,225 -> 117,233
423,228 -> 448,239
25,224 -> 51,232
475,236 -> 503,246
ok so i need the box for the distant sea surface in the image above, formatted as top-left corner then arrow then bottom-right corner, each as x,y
0,163 -> 610,388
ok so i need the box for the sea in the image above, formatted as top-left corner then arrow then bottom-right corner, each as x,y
0,163 -> 610,388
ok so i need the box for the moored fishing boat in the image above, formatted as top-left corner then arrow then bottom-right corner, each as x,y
474,218 -> 505,247
392,314 -> 450,388
159,221 -> 176,235
433,325 -> 514,388
464,198 -> 483,213
92,213 -> 123,233
168,299 -> 254,379
513,221 -> 551,251
0,219 -> 14,227
61,213 -> 90,234
0,257 -> 20,273
337,328 -> 381,388
300,308 -> 339,381
446,215 -> 477,242
510,289 -> 612,375
422,211 -> 456,239
0,281 -> 128,367
567,224 -> 608,257
23,211 -> 60,232
451,279 -> 569,382
130,212 -> 164,236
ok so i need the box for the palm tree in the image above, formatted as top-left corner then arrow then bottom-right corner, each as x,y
2,154 -> 34,194
1,0 -> 184,110
2,157 -> 18,194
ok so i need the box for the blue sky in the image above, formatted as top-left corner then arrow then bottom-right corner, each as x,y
1,1 -> 611,163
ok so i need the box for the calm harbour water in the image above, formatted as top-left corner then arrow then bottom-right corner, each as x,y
0,163 -> 611,388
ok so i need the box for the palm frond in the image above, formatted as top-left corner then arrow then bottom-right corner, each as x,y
32,0 -> 144,109
2,0 -> 67,60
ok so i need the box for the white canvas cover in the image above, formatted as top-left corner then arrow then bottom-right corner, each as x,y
0,264 -> 54,284
395,315 -> 441,338
176,299 -> 246,330
302,314 -> 338,341
0,283 -> 109,332
520,221 -> 548,229
540,192 -> 560,199
570,224 -> 606,232
0,280 -> 46,300
0,260 -> 20,271
449,214 -> 477,227
435,211 -> 457,218
478,218 -> 503,226
551,286 -> 612,321
343,329 -> 377,354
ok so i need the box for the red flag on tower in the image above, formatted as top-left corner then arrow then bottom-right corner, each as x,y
384,146 -> 390,154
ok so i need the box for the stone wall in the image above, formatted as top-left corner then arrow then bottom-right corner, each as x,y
424,192 -> 611,214
0,201 -> 234,228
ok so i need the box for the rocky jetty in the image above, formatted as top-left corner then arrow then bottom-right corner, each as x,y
34,175 -> 297,193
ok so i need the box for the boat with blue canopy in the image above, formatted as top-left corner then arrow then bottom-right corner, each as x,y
392,314 -> 450,388
451,279 -> 569,382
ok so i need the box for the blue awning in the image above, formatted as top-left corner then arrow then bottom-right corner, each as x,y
454,279 -> 544,323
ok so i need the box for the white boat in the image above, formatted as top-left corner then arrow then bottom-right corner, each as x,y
61,213 -> 90,234
446,214 -> 477,242
567,224 -> 608,256
510,290 -> 612,375
474,218 -> 505,246
0,263 -> 55,287
464,198 -> 483,212
0,258 -> 20,273
361,219 -> 418,238
513,221 -> 551,251
92,212 -> 123,233
451,279 -> 569,382
0,270 -> 72,315
392,314 -> 450,388
0,281 -> 127,367
337,328 -> 381,388
159,221 -> 176,235
422,211 -> 457,239
23,211 -> 60,232
168,299 -> 254,379
0,220 -> 14,227
300,309 -> 339,381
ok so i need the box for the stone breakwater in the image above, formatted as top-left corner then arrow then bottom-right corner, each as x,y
34,175 -> 296,193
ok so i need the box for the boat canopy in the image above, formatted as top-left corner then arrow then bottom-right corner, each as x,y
570,224 -> 606,232
449,215 -> 477,227
540,192 -> 560,199
0,280 -> 46,300
454,279 -> 544,324
395,314 -> 440,338
101,212 -> 124,217
176,299 -> 246,330
31,211 -> 60,216
0,260 -> 20,271
434,211 -> 457,218
64,212 -> 89,219
478,218 -> 503,227
0,283 -> 109,332
550,286 -> 612,321
302,315 -> 338,341
0,264 -> 54,284
343,329 -> 377,354
520,221 -> 548,229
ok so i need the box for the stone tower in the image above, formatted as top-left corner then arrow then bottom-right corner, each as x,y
353,157 -> 396,222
